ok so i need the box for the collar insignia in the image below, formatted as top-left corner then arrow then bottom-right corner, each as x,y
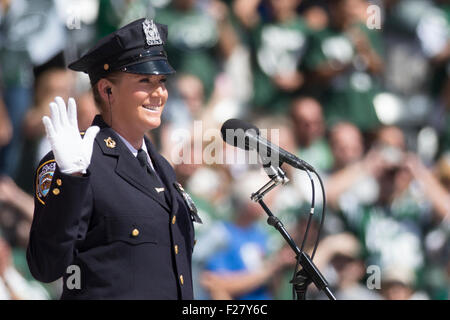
104,137 -> 116,149
142,19 -> 163,46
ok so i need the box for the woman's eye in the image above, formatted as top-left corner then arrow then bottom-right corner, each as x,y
139,78 -> 166,84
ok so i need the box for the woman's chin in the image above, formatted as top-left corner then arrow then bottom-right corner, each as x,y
140,107 -> 163,129
142,117 -> 161,131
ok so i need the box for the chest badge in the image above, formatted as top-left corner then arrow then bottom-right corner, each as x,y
155,187 -> 165,193
174,182 -> 203,224
104,137 -> 116,149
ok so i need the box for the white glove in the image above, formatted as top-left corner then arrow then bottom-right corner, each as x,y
42,97 -> 100,175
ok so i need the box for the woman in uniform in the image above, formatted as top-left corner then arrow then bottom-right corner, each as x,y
27,18 -> 200,300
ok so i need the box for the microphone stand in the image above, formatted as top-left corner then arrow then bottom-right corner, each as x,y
251,166 -> 336,300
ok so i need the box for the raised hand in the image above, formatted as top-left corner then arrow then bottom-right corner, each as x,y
42,97 -> 100,175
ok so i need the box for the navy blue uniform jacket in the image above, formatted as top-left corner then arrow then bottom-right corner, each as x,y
27,115 -> 195,299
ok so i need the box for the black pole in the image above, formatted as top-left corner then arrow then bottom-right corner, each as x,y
258,199 -> 336,300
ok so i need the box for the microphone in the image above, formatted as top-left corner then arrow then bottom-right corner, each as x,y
220,119 -> 315,172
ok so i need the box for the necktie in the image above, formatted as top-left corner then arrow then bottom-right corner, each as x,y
137,149 -> 153,175
137,149 -> 171,205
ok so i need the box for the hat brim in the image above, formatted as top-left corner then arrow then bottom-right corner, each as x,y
121,59 -> 175,75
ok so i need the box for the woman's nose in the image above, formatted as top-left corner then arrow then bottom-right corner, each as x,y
151,83 -> 166,96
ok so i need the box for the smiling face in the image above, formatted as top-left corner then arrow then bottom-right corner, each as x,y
104,72 -> 168,140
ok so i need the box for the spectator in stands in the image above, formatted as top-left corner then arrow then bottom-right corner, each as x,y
290,96 -> 333,172
380,265 -> 429,300
234,0 -> 310,113
0,0 -> 66,179
198,170 -> 294,299
0,92 -> 12,148
155,0 -> 223,98
416,0 -> 450,157
314,233 -> 382,300
327,125 -> 449,292
302,0 -> 383,131
0,236 -> 49,300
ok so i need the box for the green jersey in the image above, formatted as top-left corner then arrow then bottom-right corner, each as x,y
303,24 -> 383,131
250,17 -> 310,113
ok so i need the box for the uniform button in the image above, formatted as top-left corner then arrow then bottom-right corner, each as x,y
174,245 -> 179,255
179,275 -> 184,285
56,179 -> 62,186
172,216 -> 176,224
131,229 -> 139,237
52,188 -> 60,195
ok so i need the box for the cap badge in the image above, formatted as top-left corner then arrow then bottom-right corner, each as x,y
142,19 -> 162,46
104,137 -> 116,149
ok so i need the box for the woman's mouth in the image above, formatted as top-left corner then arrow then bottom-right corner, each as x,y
142,104 -> 162,113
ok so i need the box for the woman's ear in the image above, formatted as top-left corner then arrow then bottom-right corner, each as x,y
97,78 -> 114,105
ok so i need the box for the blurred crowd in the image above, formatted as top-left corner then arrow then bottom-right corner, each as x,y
0,0 -> 449,300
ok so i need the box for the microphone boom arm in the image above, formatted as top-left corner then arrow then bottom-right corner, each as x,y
250,164 -> 336,301
251,166 -> 289,202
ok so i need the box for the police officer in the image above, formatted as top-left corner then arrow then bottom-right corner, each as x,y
27,18 -> 201,299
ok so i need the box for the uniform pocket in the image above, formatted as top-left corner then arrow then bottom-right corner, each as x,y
105,215 -> 159,245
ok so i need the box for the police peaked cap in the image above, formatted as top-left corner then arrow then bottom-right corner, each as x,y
69,18 -> 175,83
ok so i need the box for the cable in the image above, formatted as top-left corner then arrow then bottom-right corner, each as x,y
311,169 -> 326,260
291,168 -> 315,299
107,90 -> 113,128
300,169 -> 315,253
292,253 -> 300,299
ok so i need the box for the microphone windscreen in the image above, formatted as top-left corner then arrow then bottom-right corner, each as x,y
221,119 -> 260,150
221,119 -> 259,139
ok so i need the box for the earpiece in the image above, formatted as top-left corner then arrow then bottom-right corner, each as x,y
106,87 -> 113,127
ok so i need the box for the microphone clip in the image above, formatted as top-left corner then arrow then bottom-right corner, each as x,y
250,165 -> 289,202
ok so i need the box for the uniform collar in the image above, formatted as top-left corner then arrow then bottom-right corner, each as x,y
113,130 -> 155,170
92,114 -> 176,213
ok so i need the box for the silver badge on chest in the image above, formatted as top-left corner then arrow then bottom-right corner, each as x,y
142,19 -> 163,46
174,182 -> 203,224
